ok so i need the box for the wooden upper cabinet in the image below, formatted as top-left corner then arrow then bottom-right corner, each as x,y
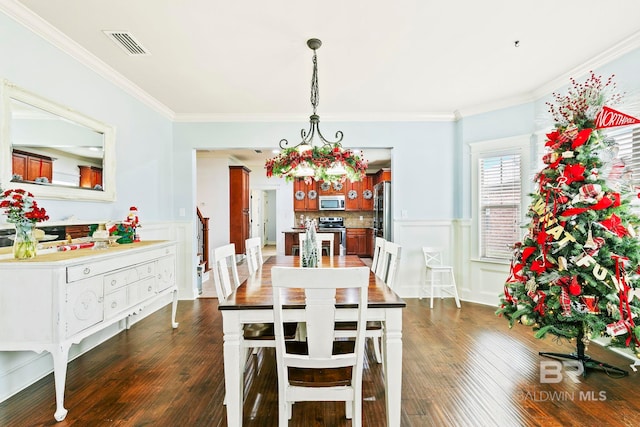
78,166 -> 103,189
12,150 -> 53,182
345,175 -> 373,211
318,180 -> 346,196
293,178 -> 319,211
373,168 -> 391,185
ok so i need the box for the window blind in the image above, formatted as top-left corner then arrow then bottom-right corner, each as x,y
607,124 -> 640,190
479,154 -> 521,259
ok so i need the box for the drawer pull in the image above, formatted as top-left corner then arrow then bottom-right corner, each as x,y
83,267 -> 91,275
148,285 -> 153,292
111,301 -> 117,308
111,279 -> 117,286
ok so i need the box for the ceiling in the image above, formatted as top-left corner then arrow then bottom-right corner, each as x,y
4,1 -> 640,167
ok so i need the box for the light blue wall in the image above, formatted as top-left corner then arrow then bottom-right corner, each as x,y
174,120 -> 457,228
0,12 -> 174,222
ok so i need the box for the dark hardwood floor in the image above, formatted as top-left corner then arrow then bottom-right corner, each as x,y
1,293 -> 639,426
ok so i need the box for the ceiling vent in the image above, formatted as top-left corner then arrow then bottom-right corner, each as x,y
103,31 -> 150,56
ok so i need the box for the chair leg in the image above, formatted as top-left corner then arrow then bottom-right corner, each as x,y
429,272 -> 436,309
451,270 -> 461,308
372,336 -> 382,364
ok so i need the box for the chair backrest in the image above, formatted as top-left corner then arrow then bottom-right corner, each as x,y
299,232 -> 334,258
422,246 -> 444,268
371,237 -> 385,273
315,232 -> 335,257
213,243 -> 240,301
381,241 -> 401,289
271,266 -> 369,375
245,237 -> 264,275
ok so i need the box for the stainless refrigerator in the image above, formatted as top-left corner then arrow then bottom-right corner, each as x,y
373,181 -> 392,244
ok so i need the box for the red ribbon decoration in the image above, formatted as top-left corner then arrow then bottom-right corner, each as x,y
611,254 -> 639,346
560,193 -> 620,217
600,213 -> 628,237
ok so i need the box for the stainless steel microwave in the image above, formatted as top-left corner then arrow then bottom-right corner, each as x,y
319,195 -> 345,210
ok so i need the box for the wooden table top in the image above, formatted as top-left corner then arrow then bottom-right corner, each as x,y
218,255 -> 406,310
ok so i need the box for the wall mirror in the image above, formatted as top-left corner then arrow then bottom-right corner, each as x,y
0,79 -> 116,202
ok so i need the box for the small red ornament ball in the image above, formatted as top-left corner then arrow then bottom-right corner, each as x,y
568,280 -> 582,296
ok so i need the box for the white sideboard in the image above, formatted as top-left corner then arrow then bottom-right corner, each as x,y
0,240 -> 179,422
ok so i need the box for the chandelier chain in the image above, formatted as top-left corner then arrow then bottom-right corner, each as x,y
310,52 -> 318,115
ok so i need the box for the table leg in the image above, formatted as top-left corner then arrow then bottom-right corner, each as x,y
171,288 -> 179,328
384,308 -> 403,427
51,342 -> 71,421
222,311 -> 244,427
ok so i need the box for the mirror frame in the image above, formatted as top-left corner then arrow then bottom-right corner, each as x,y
0,79 -> 116,202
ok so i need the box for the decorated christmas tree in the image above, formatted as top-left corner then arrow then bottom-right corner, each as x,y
497,72 -> 640,368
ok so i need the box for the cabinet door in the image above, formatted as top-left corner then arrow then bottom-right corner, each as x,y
27,156 -> 52,181
345,180 -> 362,211
65,276 -> 104,338
157,255 -> 176,291
362,175 -> 374,211
12,152 -> 27,180
293,178 -> 319,211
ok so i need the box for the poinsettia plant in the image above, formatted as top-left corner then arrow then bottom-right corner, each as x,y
265,144 -> 368,184
0,188 -> 49,224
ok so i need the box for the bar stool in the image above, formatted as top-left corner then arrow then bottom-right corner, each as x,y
422,246 -> 461,309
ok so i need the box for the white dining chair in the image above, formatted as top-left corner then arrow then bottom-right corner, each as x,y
271,266 -> 369,426
245,236 -> 264,275
422,246 -> 461,309
370,237 -> 385,273
213,243 -> 296,363
299,232 -> 334,258
337,241 -> 401,364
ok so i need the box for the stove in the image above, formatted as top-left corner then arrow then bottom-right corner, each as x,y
318,216 -> 345,229
318,217 -> 346,255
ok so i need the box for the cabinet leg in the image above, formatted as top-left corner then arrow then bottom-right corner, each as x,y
51,343 -> 71,421
171,288 -> 179,328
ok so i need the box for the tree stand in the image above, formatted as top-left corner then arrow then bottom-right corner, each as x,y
539,328 -> 628,377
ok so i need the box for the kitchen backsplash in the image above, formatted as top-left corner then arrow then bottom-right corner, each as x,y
294,211 -> 373,228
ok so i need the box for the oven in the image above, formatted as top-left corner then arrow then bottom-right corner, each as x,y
318,216 -> 346,256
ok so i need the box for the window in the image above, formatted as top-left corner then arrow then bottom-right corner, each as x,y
479,153 -> 522,259
607,124 -> 640,194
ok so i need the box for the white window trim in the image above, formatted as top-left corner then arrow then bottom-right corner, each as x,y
470,134 -> 532,262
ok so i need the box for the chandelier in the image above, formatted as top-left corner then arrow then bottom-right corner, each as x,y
265,38 -> 367,184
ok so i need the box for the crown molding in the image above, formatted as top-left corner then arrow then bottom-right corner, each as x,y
532,29 -> 640,100
0,0 -> 175,119
173,111 -> 456,123
2,0 -> 640,123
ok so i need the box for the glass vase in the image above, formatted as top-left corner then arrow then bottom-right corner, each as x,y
13,222 -> 37,259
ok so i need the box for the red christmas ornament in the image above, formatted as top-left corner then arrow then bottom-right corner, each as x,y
568,277 -> 582,296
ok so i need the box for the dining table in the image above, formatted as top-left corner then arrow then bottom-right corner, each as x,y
218,254 -> 406,426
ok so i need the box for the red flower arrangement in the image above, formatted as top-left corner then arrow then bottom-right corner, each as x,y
0,188 -> 49,224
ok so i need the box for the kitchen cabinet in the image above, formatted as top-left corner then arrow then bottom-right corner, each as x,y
346,228 -> 372,257
78,165 -> 103,189
345,175 -> 374,211
373,168 -> 391,186
0,241 -> 178,422
12,149 -> 53,182
293,178 -> 319,211
318,180 -> 345,196
284,229 -> 341,255
229,166 -> 251,254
